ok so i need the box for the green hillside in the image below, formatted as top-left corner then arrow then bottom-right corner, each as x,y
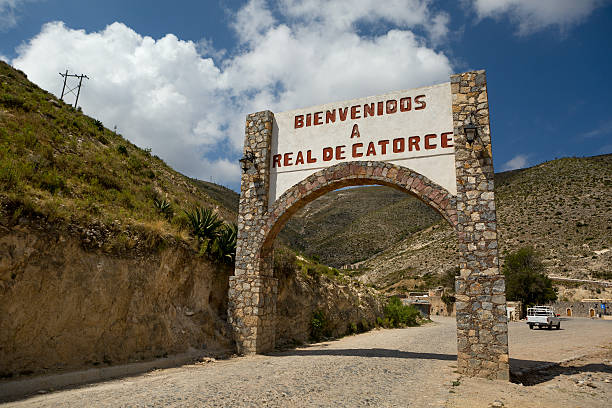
0,61 -> 236,252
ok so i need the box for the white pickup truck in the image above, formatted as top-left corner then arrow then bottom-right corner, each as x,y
527,306 -> 561,330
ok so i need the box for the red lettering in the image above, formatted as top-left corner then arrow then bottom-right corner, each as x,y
408,136 -> 420,151
392,138 -> 405,153
283,152 -> 293,166
378,140 -> 389,154
339,107 -> 348,121
415,95 -> 426,110
425,134 -> 437,150
441,132 -> 453,148
326,109 -> 336,124
336,145 -> 346,160
377,101 -> 384,116
366,142 -> 376,156
272,154 -> 282,168
400,97 -> 411,112
306,113 -> 312,126
352,143 -> 363,158
295,151 -> 305,165
314,112 -> 323,125
363,103 -> 375,118
307,150 -> 317,163
306,150 -> 317,163
350,124 -> 360,138
294,115 -> 304,129
386,100 -> 397,114
323,147 -> 333,161
350,105 -> 361,119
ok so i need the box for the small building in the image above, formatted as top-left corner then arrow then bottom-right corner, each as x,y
401,298 -> 431,319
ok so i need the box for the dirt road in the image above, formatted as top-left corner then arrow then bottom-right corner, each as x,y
3,317 -> 611,407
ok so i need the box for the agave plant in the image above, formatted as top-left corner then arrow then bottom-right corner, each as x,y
211,223 -> 238,264
153,197 -> 173,220
184,207 -> 224,253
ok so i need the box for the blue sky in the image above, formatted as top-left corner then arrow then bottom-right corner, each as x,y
1,0 -> 611,191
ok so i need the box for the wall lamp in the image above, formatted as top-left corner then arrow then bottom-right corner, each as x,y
239,150 -> 257,173
462,114 -> 479,145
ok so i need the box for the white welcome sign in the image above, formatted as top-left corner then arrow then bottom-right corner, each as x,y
269,82 -> 455,204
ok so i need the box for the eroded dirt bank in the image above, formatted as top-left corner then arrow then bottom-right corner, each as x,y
0,220 -> 234,378
0,219 -> 384,380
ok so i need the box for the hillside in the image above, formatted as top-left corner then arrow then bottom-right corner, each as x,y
278,186 -> 440,267
0,61 -> 236,252
358,155 -> 612,295
273,154 -> 611,298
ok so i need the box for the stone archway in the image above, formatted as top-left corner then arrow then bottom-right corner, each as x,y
229,70 -> 510,380
261,161 -> 457,254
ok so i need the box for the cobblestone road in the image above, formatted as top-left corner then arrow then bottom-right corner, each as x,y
3,317 -> 611,407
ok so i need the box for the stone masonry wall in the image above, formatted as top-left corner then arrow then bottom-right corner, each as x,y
229,111 -> 278,354
451,70 -> 509,380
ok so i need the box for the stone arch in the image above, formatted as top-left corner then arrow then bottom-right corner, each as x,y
566,308 -> 572,317
230,71 -> 510,381
590,308 -> 596,318
259,161 -> 457,265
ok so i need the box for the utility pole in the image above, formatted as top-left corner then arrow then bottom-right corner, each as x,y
59,70 -> 89,108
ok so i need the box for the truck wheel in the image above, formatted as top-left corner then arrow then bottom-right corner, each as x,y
529,323 -> 534,330
556,323 -> 560,330
548,323 -> 553,330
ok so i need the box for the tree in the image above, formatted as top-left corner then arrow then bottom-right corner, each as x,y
503,246 -> 557,307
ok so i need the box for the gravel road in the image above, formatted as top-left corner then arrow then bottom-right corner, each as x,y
3,317 -> 611,407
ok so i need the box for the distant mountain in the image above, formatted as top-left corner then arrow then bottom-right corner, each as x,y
277,154 -> 612,296
359,155 -> 612,293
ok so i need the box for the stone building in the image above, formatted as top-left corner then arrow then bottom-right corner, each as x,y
552,299 -> 611,318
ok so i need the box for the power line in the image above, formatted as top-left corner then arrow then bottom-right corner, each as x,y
59,70 -> 89,108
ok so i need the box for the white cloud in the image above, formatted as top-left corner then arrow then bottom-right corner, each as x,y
581,120 -> 612,138
501,154 -> 529,171
12,0 -> 453,187
468,0 -> 609,34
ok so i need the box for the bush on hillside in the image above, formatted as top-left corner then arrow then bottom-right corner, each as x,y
503,246 -> 557,307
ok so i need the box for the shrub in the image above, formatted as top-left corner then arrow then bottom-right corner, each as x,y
37,169 -> 65,194
383,297 -> 420,328
117,145 -> 128,156
0,163 -> 19,189
94,119 -> 104,131
310,310 -> 329,341
184,206 -> 224,253
153,197 -> 173,221
210,223 -> 237,264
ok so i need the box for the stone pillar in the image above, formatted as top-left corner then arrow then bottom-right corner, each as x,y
228,111 -> 278,354
451,70 -> 510,380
